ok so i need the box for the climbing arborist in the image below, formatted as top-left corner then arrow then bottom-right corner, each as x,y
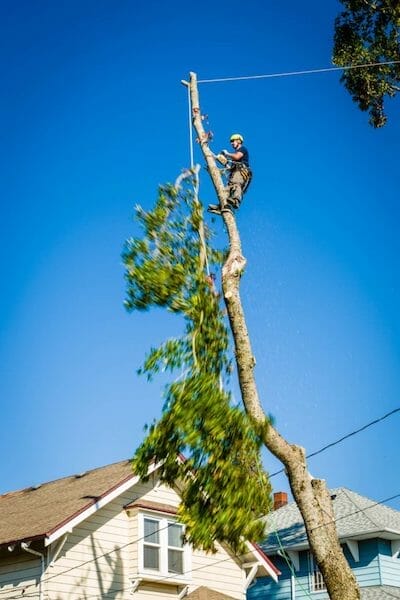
208,133 -> 252,215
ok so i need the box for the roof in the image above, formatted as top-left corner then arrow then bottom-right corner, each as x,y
262,488 -> 400,552
0,460 -> 135,547
360,586 -> 400,599
0,459 -> 279,582
247,542 -> 281,580
187,586 -> 236,599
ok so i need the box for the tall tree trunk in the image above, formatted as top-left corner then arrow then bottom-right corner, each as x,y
188,71 -> 360,600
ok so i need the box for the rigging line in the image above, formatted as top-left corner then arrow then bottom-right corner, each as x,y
197,59 -> 400,84
271,516 -> 314,600
269,406 -> 400,478
194,167 -> 211,277
187,84 -> 194,169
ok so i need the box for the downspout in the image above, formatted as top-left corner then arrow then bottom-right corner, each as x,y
290,572 -> 296,600
21,542 -> 45,600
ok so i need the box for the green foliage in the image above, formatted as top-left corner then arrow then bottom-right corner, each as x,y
333,0 -> 400,127
122,177 -> 272,553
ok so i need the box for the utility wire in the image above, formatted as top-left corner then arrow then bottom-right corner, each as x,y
271,516 -> 314,599
7,491 -> 400,600
197,60 -> 400,84
4,491 -> 400,599
2,408 -> 399,597
269,406 -> 400,478
3,545 -> 249,600
263,492 -> 400,542
0,523 -> 171,598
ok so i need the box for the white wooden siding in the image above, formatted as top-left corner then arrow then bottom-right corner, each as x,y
0,553 -> 41,598
0,477 -> 249,599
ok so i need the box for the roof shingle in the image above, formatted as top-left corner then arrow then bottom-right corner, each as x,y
262,488 -> 400,552
360,586 -> 400,599
0,460 -> 134,546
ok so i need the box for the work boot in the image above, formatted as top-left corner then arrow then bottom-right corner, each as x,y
207,203 -> 232,215
228,197 -> 241,209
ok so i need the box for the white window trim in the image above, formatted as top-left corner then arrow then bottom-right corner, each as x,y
137,511 -> 191,583
309,552 -> 326,593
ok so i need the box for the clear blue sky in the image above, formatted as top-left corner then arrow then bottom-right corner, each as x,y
1,0 -> 399,510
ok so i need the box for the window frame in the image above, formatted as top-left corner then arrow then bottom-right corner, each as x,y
138,511 -> 190,580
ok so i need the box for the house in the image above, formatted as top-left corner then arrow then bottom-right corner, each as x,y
0,460 -> 280,599
249,488 -> 400,599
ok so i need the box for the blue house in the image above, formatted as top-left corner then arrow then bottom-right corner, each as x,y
249,488 -> 400,599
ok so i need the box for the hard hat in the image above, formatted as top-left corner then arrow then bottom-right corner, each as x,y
230,133 -> 244,143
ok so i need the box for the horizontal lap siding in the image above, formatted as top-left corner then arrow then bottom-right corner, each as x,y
0,478 -> 251,599
139,483 -> 181,507
48,486 -> 137,599
144,484 -> 245,599
135,581 -> 188,598
0,554 -> 40,598
380,554 -> 400,587
349,540 -> 381,588
190,543 -> 244,599
130,483 -> 245,599
46,480 -> 184,599
248,575 -> 291,600
249,552 -> 331,600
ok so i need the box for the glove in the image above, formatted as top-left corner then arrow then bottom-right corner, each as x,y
221,149 -> 229,156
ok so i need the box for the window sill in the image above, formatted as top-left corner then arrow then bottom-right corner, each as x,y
131,572 -> 192,587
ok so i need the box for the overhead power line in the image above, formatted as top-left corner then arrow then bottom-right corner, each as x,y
2,408 -> 399,597
197,60 -> 400,84
270,406 -> 400,478
6,491 -> 400,600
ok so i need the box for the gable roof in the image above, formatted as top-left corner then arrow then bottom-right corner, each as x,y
187,586 -> 236,599
0,459 -> 278,581
0,460 -> 137,547
262,488 -> 400,552
361,586 -> 400,599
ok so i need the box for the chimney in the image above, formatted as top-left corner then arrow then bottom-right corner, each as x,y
273,491 -> 288,510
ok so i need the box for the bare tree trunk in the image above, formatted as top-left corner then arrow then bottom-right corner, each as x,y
188,71 -> 360,600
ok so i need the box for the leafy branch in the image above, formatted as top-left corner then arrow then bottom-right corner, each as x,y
123,175 -> 272,553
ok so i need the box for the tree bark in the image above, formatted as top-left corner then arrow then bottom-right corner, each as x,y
188,71 -> 360,600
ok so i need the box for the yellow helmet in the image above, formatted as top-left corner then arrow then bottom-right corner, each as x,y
230,133 -> 244,143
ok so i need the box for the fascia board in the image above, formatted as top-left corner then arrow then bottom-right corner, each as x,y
246,542 -> 280,582
44,461 -> 162,547
45,474 -> 140,546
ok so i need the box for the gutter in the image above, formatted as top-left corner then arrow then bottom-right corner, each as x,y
21,542 -> 45,600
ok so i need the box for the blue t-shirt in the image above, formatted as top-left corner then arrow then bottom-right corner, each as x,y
237,145 -> 249,167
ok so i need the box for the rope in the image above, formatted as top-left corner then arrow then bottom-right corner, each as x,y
187,84 -> 194,168
270,516 -> 314,599
197,59 -> 400,84
192,165 -> 210,277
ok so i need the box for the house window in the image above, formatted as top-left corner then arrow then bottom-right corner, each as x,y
309,553 -> 326,592
141,515 -> 185,576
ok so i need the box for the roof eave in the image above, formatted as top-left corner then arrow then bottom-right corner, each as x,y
246,542 -> 281,581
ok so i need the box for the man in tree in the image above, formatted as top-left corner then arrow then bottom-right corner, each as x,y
124,73 -> 362,600
208,133 -> 252,215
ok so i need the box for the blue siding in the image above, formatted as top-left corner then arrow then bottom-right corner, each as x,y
248,555 -> 292,600
378,540 -> 400,587
248,552 -> 331,600
249,539 -> 398,600
345,539 -> 381,588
